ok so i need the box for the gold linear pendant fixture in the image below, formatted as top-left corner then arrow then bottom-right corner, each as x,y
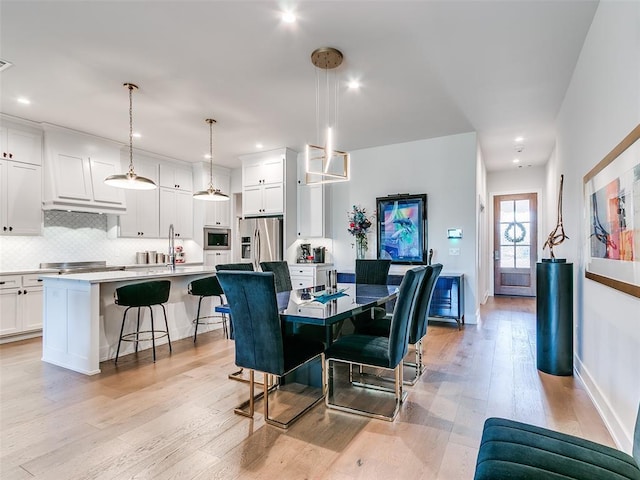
305,47 -> 350,185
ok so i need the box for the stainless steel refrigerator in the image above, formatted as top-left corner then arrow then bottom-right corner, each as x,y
239,217 -> 283,270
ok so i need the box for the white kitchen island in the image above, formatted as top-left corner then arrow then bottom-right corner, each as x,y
40,266 -> 220,375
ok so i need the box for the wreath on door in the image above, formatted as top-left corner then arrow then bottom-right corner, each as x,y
504,221 -> 526,243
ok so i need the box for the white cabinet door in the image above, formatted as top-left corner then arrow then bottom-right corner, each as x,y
21,287 -> 43,331
243,161 -> 264,188
204,251 -> 231,267
175,190 -> 193,238
203,174 -> 231,227
243,186 -> 263,216
160,188 -> 193,238
297,183 -> 324,238
261,156 -> 284,184
89,157 -> 126,206
119,158 -> 159,237
0,160 -> 5,232
3,128 -> 42,165
160,164 -> 193,191
160,188 -> 177,238
262,183 -> 284,215
6,162 -> 42,235
137,188 -> 160,238
0,289 -> 20,336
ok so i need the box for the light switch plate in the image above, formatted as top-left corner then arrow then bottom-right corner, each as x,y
449,248 -> 460,256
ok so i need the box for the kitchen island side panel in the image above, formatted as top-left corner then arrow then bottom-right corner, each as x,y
41,268 -> 221,375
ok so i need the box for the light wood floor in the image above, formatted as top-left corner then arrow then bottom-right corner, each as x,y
0,297 -> 615,480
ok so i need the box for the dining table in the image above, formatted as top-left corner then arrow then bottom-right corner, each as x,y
216,282 -> 399,387
216,282 -> 399,346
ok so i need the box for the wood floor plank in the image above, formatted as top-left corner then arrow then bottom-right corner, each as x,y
0,297 -> 618,479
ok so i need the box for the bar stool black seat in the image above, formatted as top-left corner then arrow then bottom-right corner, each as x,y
188,276 -> 228,341
114,280 -> 172,363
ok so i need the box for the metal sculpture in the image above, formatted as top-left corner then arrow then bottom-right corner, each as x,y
543,174 -> 569,259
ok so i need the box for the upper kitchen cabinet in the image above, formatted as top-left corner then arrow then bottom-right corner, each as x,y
296,154 -> 330,238
202,168 -> 231,228
118,154 -> 160,238
159,161 -> 194,238
0,120 -> 43,236
241,148 -> 296,217
42,125 -> 126,214
159,163 -> 193,191
0,124 -> 42,166
160,188 -> 193,239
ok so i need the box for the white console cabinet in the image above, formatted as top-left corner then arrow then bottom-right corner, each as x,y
289,264 -> 333,289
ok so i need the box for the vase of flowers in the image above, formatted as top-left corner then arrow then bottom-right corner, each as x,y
348,205 -> 373,260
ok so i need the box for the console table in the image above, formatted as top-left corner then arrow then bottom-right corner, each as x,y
429,274 -> 465,329
336,271 -> 465,329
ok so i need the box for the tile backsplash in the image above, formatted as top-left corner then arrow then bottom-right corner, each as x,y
0,211 -> 202,271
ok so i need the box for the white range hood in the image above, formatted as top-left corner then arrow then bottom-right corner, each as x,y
42,124 -> 128,215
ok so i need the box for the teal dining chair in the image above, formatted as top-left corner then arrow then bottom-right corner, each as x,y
217,271 -> 326,429
324,266 -> 426,421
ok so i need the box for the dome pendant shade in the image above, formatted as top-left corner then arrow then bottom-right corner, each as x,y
194,118 -> 229,202
104,83 -> 157,190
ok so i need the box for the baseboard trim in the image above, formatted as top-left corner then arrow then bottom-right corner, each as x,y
574,355 -> 632,453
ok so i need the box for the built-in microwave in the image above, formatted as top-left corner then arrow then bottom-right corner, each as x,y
204,228 -> 231,250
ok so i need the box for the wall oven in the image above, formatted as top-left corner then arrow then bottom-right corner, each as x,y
204,228 -> 231,250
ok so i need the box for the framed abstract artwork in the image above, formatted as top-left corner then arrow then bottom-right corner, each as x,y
376,193 -> 427,264
583,124 -> 640,298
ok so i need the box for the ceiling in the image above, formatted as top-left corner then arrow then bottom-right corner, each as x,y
0,1 -> 598,172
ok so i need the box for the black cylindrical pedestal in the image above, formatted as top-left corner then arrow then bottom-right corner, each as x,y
536,259 -> 573,376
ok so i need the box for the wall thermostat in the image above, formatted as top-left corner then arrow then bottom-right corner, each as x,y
447,228 -> 463,239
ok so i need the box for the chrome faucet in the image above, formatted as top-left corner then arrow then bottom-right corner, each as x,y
168,223 -> 176,270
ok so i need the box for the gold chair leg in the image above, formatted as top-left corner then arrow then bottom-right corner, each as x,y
234,370 -> 255,418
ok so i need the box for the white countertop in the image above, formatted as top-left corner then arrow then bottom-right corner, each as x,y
38,266 -> 218,284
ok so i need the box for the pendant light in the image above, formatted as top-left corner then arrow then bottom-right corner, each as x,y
104,83 -> 157,190
193,118 -> 229,201
305,47 -> 350,185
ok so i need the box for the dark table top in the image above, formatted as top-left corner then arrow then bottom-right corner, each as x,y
277,283 -> 398,327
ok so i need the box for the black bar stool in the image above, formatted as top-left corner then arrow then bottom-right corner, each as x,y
188,276 -> 228,341
114,280 -> 172,363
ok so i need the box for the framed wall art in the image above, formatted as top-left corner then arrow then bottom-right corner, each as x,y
583,124 -> 640,298
376,193 -> 427,264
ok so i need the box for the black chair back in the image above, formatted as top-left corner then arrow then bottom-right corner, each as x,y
388,266 -> 426,366
259,261 -> 292,293
188,276 -> 224,297
408,263 -> 443,344
216,263 -> 254,271
216,271 -> 285,375
355,259 -> 391,285
115,280 -> 171,307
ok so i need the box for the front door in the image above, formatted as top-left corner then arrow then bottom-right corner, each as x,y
494,193 -> 537,296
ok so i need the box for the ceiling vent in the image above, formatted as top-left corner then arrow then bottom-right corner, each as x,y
0,59 -> 13,73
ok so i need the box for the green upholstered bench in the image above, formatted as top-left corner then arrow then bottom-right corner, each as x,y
474,405 -> 640,479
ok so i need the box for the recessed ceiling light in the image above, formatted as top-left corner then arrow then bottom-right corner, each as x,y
513,158 -> 520,163
514,136 -> 524,142
347,80 -> 361,90
281,10 -> 296,23
132,132 -> 141,138
256,143 -> 263,149
204,154 -> 212,159
17,97 -> 31,105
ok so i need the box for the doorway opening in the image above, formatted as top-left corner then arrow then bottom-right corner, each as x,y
494,193 -> 537,297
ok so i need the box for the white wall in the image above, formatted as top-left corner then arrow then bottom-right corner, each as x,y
329,132 -> 479,323
549,0 -> 640,453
